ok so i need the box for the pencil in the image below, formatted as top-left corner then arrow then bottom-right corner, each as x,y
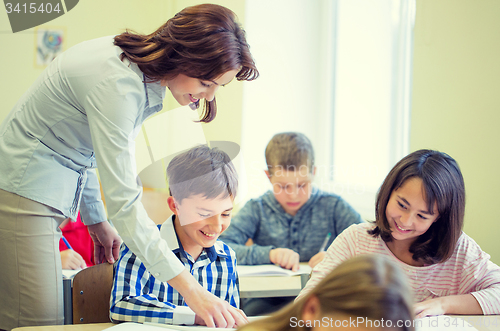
62,236 -> 73,250
319,232 -> 332,252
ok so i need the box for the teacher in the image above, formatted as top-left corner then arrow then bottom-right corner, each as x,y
0,4 -> 258,330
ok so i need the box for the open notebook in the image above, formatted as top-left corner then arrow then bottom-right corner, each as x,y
237,264 -> 312,277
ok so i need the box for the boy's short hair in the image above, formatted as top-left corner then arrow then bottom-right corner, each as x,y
265,132 -> 315,175
167,145 -> 238,202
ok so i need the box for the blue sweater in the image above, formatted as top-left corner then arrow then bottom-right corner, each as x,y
219,187 -> 364,265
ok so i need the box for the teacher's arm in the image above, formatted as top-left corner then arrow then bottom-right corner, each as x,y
79,168 -> 121,264
84,75 -> 243,327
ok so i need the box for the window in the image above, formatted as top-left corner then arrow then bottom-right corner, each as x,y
240,0 -> 414,220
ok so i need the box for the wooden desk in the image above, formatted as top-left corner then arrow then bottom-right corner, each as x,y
11,317 -> 500,331
12,323 -> 114,331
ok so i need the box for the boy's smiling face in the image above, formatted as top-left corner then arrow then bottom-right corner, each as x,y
168,194 -> 233,259
266,166 -> 315,216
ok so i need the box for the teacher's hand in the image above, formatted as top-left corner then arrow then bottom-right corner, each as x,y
87,221 -> 121,264
169,269 -> 248,328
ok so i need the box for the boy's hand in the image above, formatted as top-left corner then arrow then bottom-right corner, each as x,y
60,249 -> 86,270
308,252 -> 326,268
270,248 -> 300,271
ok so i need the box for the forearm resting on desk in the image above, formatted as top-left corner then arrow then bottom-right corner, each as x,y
415,294 -> 483,318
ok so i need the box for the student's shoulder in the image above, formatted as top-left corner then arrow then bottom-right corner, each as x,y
453,232 -> 491,263
341,222 -> 375,239
308,189 -> 359,214
313,188 -> 350,204
214,239 -> 237,261
116,242 -> 144,269
237,190 -> 277,213
245,190 -> 275,206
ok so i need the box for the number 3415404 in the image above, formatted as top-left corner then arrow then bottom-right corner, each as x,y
5,2 -> 61,14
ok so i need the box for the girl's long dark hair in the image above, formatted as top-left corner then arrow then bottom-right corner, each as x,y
114,4 -> 258,123
370,149 -> 465,264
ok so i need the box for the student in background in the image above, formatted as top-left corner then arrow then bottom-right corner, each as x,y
238,254 -> 414,331
110,145 -> 243,325
298,149 -> 500,317
220,132 -> 363,315
60,213 -> 94,270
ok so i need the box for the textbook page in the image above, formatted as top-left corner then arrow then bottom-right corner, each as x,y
237,264 -> 312,277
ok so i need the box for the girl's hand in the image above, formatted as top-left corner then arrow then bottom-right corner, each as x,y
414,298 -> 446,318
308,252 -> 326,268
60,249 -> 87,270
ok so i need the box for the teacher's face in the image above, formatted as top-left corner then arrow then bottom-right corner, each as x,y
162,69 -> 239,106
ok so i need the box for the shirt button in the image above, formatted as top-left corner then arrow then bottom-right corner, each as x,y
293,241 -> 297,245
154,272 -> 160,277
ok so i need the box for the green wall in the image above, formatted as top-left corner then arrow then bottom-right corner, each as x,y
412,0 -> 500,263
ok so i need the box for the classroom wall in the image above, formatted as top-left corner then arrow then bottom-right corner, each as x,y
0,1 -> 165,122
411,0 -> 500,264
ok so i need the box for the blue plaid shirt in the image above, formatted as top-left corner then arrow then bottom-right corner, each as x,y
110,215 -> 239,325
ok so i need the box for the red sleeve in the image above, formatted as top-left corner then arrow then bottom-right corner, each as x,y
59,213 -> 95,266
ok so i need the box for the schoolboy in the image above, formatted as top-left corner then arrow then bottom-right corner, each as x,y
219,132 -> 363,315
110,145 -> 241,325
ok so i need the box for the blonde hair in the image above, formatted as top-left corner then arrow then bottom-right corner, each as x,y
238,255 -> 414,331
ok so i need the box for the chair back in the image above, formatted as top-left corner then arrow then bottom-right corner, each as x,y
72,262 -> 114,324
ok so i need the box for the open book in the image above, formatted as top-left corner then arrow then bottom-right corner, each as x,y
237,264 -> 312,277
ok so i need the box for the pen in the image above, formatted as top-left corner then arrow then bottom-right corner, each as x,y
319,232 -> 331,252
62,236 -> 73,250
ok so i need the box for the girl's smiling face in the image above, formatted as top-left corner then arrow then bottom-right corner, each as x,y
386,177 -> 439,246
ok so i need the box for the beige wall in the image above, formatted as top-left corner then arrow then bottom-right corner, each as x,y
412,0 -> 500,263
